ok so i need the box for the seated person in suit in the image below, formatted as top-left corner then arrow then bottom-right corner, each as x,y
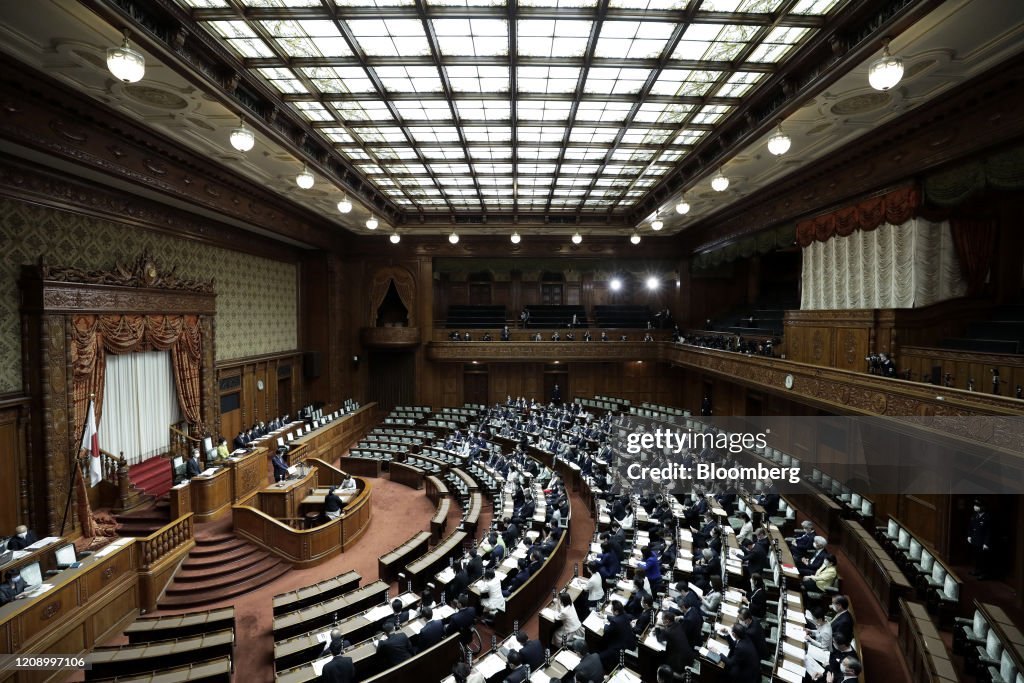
829,595 -> 855,644
720,622 -> 760,683
323,486 -> 344,520
339,474 -> 358,492
510,630 -> 544,672
233,430 -> 249,450
569,637 -> 604,683
743,573 -> 767,619
798,537 -> 829,576
321,639 -> 355,683
655,609 -> 695,673
215,437 -> 230,460
502,650 -> 528,683
788,520 -> 816,556
802,553 -> 839,592
416,606 -> 445,649
5,525 -> 36,551
270,447 -> 290,482
737,607 -> 768,660
384,598 -> 412,631
452,662 -> 486,683
445,593 -> 477,643
185,450 -> 202,479
598,600 -> 637,671
375,622 -> 416,666
0,571 -> 27,605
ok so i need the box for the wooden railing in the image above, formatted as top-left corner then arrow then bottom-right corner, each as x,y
137,513 -> 195,571
170,422 -> 202,462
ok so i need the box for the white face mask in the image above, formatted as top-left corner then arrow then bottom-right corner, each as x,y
17,532 -> 26,539
974,506 -> 981,512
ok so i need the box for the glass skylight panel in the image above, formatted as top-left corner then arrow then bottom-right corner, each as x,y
408,126 -> 460,143
519,164 -> 557,175
375,146 -> 418,159
433,19 -> 508,57
323,128 -> 355,143
258,68 -> 307,94
558,164 -> 599,176
333,100 -> 393,123
516,100 -> 573,122
594,21 -> 676,60
427,0 -> 503,7
700,0 -> 785,11
518,147 -> 561,161
791,0 -> 841,14
260,20 -> 352,58
691,104 -> 731,124
672,23 -> 760,61
463,126 -> 512,143
609,0 -> 685,8
583,68 -> 652,95
747,27 -> 810,62
358,163 -> 384,174
446,66 -> 509,93
473,163 -> 513,174
659,150 -> 684,162
179,0 -> 228,6
618,127 -> 670,145
304,66 -> 375,93
611,149 -> 654,161
393,101 -> 453,122
634,102 -> 692,123
673,129 -> 705,145
422,148 -> 467,159
574,101 -> 633,123
336,0 -> 414,6
346,19 -> 430,57
642,164 -> 671,176
569,127 -> 618,144
354,126 -> 407,143
375,66 -> 443,93
468,147 -> 512,160
207,21 -> 275,58
340,148 -> 371,160
519,126 -> 567,143
650,69 -> 721,96
455,100 -> 511,121
240,0 -> 321,6
715,71 -> 763,98
565,148 -> 609,160
294,102 -> 333,121
517,21 -> 593,58
517,66 -> 581,94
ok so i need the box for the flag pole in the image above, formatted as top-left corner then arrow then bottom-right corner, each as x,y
60,394 -> 94,537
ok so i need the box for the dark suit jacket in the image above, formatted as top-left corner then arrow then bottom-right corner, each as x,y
503,665 -> 529,683
378,632 -> 416,665
185,458 -> 202,479
724,636 -> 760,683
447,606 -> 476,636
746,619 -> 769,660
681,607 -> 703,645
5,532 -> 36,551
742,545 -> 769,576
658,621 -> 695,672
747,588 -> 767,619
599,613 -> 637,668
417,619 -> 445,649
831,611 -> 854,644
573,652 -> 605,683
519,639 -> 544,671
320,655 -> 355,683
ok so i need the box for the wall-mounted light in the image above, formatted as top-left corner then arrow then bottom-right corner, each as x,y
296,164 -> 314,189
767,123 -> 791,156
229,118 -> 255,152
610,278 -> 623,292
869,40 -> 904,91
449,232 -> 459,244
646,276 -> 660,290
711,169 -> 729,192
107,30 -> 145,83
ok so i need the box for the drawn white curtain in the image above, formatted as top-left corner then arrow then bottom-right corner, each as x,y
800,218 -> 965,310
100,350 -> 181,464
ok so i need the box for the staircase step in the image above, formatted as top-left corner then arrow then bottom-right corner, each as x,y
184,543 -> 253,567
158,563 -> 290,609
175,553 -> 278,583
116,522 -> 165,537
193,531 -> 237,545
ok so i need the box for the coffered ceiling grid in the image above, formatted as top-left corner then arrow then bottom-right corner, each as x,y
179,0 -> 845,217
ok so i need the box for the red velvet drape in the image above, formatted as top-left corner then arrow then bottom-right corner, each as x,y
796,185 -> 922,247
949,217 -> 997,296
71,314 -> 205,447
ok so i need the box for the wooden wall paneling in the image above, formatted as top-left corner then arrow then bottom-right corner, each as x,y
0,401 -> 27,532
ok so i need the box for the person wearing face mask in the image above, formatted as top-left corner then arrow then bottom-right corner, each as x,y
828,596 -> 854,644
968,500 -> 993,580
802,553 -> 839,592
5,525 -> 36,551
743,573 -> 767,619
0,571 -> 27,605
826,656 -> 862,683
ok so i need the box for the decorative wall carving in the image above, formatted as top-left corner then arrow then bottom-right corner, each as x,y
41,250 -> 214,294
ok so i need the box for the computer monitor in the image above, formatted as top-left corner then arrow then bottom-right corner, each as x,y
20,561 -> 42,588
55,543 -> 76,567
202,436 -> 213,453
277,437 -> 285,448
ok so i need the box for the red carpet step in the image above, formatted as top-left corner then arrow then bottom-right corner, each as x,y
157,533 -> 289,610
129,456 -> 174,499
113,498 -> 170,537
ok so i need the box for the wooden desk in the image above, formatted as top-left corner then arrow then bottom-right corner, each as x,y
258,467 -> 319,520
840,518 -> 912,619
272,580 -> 389,642
425,475 -> 449,504
225,446 -> 269,505
272,572 -> 361,618
463,492 -> 483,537
390,462 -> 425,489
379,531 -> 432,583
86,628 -> 234,680
898,599 -> 959,683
405,530 -> 468,591
431,498 -> 451,543
189,466 -> 234,522
287,404 -> 377,467
125,607 -> 235,644
493,528 -> 568,634
339,456 -> 383,478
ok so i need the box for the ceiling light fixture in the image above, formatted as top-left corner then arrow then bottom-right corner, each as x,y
106,30 -> 145,83
610,278 -> 623,292
571,232 -> 582,245
711,169 -> 729,192
675,200 -> 690,215
630,233 -> 641,245
767,122 -> 791,156
650,213 -> 664,232
296,164 -> 314,189
366,215 -> 379,230
389,232 -> 400,244
510,232 -> 521,244
337,195 -> 352,214
646,276 -> 660,291
448,232 -> 459,244
229,118 -> 255,153
869,40 -> 904,91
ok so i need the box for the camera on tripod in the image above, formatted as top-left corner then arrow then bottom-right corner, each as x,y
865,352 -> 896,377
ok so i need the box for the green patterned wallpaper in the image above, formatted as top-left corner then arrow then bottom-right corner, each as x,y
0,198 -> 298,393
